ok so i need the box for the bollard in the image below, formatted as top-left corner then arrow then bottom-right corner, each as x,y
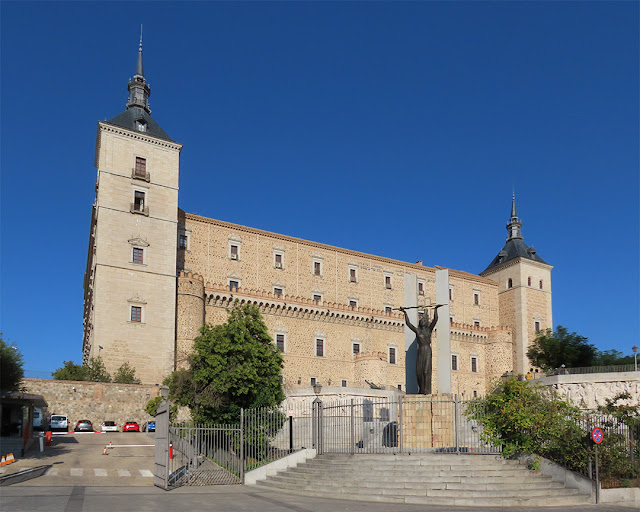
45,431 -> 52,446
169,442 -> 173,460
39,432 -> 45,453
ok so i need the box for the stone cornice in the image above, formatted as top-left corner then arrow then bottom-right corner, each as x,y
480,257 -> 554,278
97,122 -> 183,151
184,214 -> 497,286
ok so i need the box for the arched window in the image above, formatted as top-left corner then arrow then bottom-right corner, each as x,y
528,277 -> 532,286
508,278 -> 513,288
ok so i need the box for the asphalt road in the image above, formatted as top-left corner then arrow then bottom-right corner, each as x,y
1,485 -> 636,512
0,431 -> 156,486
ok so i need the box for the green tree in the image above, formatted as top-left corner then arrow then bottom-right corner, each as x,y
527,326 -> 597,370
113,362 -> 139,384
52,360 -> 87,381
145,396 -> 177,421
165,303 -> 285,424
466,378 -> 588,470
85,356 -> 111,382
593,349 -> 634,366
0,335 -> 24,392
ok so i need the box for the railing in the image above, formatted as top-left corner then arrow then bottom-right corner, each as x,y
546,364 -> 637,376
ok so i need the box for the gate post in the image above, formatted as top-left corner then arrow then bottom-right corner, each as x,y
398,395 -> 403,453
240,408 -> 245,484
350,399 -> 355,455
153,385 -> 170,490
454,395 -> 459,454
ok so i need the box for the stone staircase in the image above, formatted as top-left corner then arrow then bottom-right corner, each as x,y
256,453 -> 593,506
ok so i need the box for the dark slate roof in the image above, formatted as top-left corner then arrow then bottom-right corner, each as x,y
106,107 -> 174,142
482,238 -> 548,274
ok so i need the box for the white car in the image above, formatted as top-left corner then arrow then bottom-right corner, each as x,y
50,415 -> 69,432
101,421 -> 118,432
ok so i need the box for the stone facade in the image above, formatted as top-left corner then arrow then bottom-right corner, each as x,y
83,49 -> 553,397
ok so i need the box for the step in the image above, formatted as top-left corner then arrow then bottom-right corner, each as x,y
256,482 -> 591,507
288,466 -> 536,478
265,474 -> 564,492
311,454 -> 514,464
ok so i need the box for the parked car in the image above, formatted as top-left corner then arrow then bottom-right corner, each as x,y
101,421 -> 118,432
50,415 -> 69,432
142,420 -> 156,432
33,408 -> 43,430
123,421 -> 140,432
74,419 -> 94,432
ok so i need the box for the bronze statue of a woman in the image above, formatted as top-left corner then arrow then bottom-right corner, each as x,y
399,305 -> 443,395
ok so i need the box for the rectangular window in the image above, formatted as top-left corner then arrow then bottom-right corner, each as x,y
276,334 -> 285,352
418,281 -> 424,295
473,390 -> 478,398
452,354 -> 458,371
389,347 -> 396,364
230,244 -> 238,260
229,280 -> 239,292
349,268 -> 357,283
342,380 -> 347,387
135,157 -> 146,178
535,321 -> 540,333
385,305 -> 392,314
474,293 -> 479,305
397,384 -> 402,390
449,288 -> 453,300
313,294 -> 322,304
316,339 -> 324,357
352,343 -> 360,355
179,234 -> 188,249
310,377 -> 316,386
274,287 -> 283,298
132,247 -> 144,264
130,306 -> 142,323
314,261 -> 321,276
474,321 -> 480,327
349,300 -> 357,309
134,191 -> 145,211
471,357 -> 478,373
385,275 -> 392,289
274,253 -> 283,268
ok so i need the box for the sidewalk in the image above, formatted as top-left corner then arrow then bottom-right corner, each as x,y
1,485 -> 635,512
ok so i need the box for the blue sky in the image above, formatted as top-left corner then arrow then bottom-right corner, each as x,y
1,1 -> 638,378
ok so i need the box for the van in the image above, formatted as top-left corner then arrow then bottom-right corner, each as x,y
33,408 -> 43,430
50,414 -> 69,432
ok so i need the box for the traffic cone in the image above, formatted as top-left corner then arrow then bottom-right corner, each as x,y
102,446 -> 108,455
6,453 -> 15,464
1,456 -> 6,466
108,441 -> 113,449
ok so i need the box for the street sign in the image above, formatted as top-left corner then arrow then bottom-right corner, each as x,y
592,427 -> 604,444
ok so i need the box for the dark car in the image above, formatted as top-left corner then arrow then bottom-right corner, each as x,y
123,421 -> 140,432
74,420 -> 94,432
143,420 -> 156,432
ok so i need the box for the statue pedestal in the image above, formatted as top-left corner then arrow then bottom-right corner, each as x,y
402,393 -> 455,450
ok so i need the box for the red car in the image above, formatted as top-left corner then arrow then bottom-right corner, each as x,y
122,421 -> 140,432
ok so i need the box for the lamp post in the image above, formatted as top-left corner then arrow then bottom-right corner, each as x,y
633,346 -> 638,372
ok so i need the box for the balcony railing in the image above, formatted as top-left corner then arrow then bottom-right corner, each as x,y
131,168 -> 150,182
130,203 -> 149,216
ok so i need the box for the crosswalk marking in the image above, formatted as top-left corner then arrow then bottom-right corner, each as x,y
70,468 -> 83,477
94,469 -> 108,476
117,469 -> 131,477
139,469 -> 153,478
45,468 -> 59,476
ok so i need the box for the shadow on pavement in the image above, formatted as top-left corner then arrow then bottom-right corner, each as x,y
0,462 -> 62,486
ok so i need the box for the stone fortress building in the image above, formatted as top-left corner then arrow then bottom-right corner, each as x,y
83,43 -> 553,397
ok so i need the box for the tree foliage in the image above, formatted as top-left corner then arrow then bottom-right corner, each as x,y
0,335 -> 24,392
165,304 -> 285,424
527,326 -> 597,370
593,350 -> 634,367
145,396 -> 177,421
113,362 -> 139,384
52,357 -> 113,382
466,378 -> 588,470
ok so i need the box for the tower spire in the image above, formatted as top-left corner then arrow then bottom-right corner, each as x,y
127,30 -> 151,114
506,192 -> 523,241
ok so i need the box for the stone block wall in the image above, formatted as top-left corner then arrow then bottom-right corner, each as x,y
22,378 -> 162,428
402,394 -> 455,449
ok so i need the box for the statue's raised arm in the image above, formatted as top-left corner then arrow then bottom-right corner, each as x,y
399,307 -> 417,334
429,304 -> 444,331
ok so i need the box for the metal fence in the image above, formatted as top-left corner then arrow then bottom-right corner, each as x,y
315,396 -> 500,455
546,364 -> 637,376
165,395 -> 500,488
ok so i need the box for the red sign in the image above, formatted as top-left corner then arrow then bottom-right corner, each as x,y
592,427 -> 604,444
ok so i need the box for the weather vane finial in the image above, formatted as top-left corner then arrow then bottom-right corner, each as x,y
139,24 -> 143,50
